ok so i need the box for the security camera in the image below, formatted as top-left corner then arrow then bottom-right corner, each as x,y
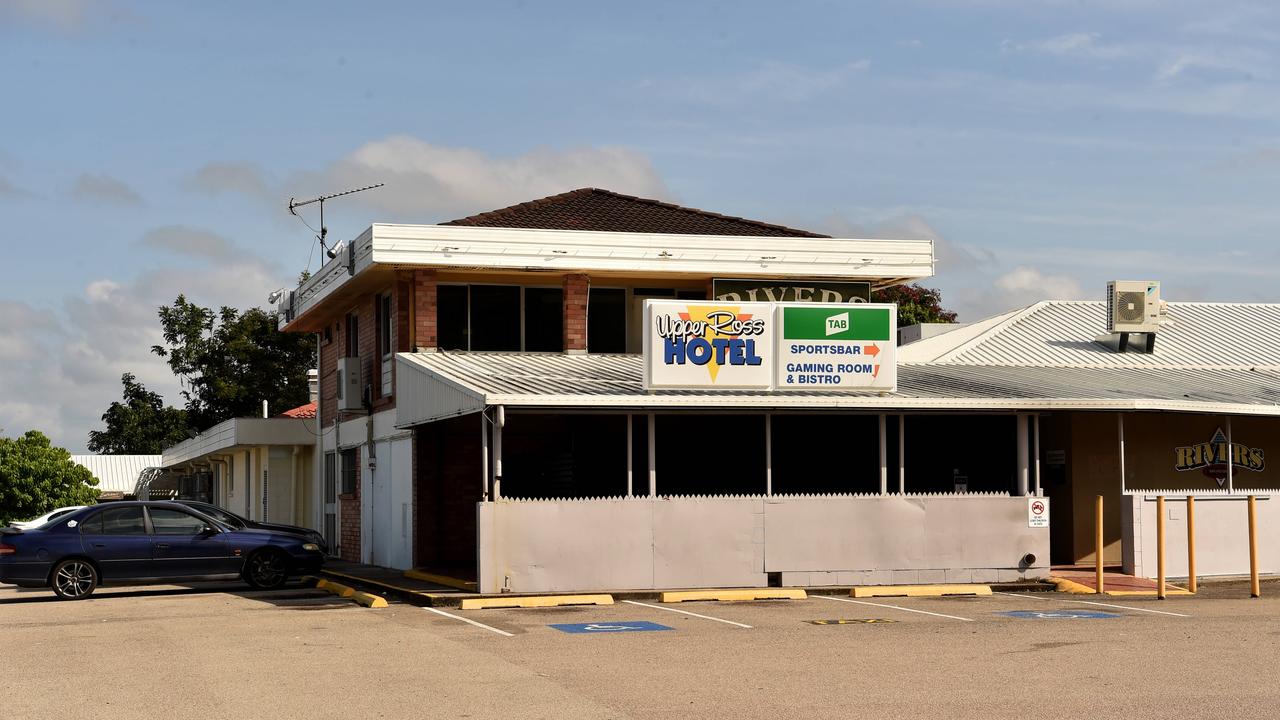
267,289 -> 285,305
326,240 -> 345,259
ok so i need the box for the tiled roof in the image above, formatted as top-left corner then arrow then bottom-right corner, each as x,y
443,188 -> 829,238
278,402 -> 317,419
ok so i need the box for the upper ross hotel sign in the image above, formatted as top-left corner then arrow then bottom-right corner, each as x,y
642,300 -> 897,392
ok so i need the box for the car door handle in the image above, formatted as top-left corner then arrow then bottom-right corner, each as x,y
155,543 -> 170,550
93,543 -> 106,548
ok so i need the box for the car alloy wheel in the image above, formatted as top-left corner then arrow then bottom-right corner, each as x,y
246,550 -> 287,589
52,559 -> 97,600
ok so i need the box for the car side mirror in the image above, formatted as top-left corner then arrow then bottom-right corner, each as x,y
201,525 -> 220,535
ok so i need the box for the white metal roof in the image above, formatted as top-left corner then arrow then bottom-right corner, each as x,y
69,455 -> 161,494
395,349 -> 1280,425
898,301 -> 1280,369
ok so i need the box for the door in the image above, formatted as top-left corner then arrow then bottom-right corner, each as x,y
323,452 -> 337,554
146,507 -> 235,576
371,441 -> 392,566
78,506 -> 153,580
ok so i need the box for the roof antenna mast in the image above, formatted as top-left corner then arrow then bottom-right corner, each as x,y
288,183 -> 385,258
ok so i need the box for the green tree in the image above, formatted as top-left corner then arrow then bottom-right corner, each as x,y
87,373 -> 191,454
0,431 -> 100,524
873,283 -> 958,327
151,295 -> 316,431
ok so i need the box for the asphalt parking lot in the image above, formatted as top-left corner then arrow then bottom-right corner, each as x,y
3,580 -> 1278,720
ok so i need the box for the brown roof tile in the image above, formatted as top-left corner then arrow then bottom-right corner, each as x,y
443,188 -> 829,238
277,402 -> 316,419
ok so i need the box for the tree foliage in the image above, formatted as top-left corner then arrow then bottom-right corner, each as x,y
87,373 -> 191,454
151,295 -> 316,431
0,431 -> 100,524
873,283 -> 959,327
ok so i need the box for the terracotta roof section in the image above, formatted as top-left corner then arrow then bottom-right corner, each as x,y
443,188 -> 829,238
278,402 -> 316,419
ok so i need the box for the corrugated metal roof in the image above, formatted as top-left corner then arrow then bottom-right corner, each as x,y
395,351 -> 1280,416
898,301 -> 1280,369
69,455 -> 161,494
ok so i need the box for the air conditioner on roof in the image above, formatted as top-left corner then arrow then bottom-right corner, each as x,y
1106,280 -> 1161,334
336,357 -> 363,411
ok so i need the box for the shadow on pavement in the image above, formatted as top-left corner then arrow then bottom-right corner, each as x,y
0,581 -> 351,608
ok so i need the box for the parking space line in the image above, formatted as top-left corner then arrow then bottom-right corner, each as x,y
621,600 -> 753,628
993,591 -> 1051,601
814,595 -> 974,622
1066,600 -> 1190,617
422,606 -> 515,637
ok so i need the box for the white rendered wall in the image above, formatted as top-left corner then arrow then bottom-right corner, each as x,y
478,495 -> 1049,594
1123,494 -> 1277,578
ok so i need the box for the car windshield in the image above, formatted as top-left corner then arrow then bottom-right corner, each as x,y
190,504 -> 245,529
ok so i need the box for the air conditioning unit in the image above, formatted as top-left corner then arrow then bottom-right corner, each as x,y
336,357 -> 363,411
1106,280 -> 1161,334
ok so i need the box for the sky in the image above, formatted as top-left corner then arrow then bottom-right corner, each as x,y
2,0 -> 1279,451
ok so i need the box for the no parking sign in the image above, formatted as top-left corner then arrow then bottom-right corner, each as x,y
1028,497 -> 1049,528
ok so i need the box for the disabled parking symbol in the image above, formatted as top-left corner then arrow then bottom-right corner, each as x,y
551,621 -> 673,634
1001,610 -> 1119,620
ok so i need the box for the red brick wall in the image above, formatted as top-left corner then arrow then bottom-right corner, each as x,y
414,269 -> 438,350
339,447 -> 361,562
415,416 -> 481,571
563,273 -> 589,352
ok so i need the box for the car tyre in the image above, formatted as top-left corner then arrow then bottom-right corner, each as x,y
243,549 -> 289,590
51,558 -> 98,600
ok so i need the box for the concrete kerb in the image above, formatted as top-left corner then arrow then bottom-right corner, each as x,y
316,568 -> 1056,609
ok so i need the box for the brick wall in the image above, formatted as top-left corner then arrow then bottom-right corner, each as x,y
339,447 -> 361,562
413,269 -> 437,350
415,416 -> 481,571
563,273 -> 589,353
318,279 -> 415,424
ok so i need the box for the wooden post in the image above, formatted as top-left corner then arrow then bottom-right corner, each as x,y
1157,495 -> 1166,600
1249,495 -> 1260,598
1186,496 -> 1197,594
1095,494 -> 1105,594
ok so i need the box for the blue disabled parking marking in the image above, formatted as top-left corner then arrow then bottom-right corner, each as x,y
550,621 -> 673,634
1001,610 -> 1120,620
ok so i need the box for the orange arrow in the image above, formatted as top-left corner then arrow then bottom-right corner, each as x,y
872,364 -> 881,378
865,343 -> 881,358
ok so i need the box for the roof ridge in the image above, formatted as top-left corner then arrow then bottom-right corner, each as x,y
933,301 -> 1049,362
443,187 -> 830,238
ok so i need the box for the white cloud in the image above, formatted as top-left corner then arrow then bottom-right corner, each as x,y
71,173 -> 144,206
0,227 -> 287,452
288,136 -> 669,220
187,162 -> 271,197
1,0 -> 95,30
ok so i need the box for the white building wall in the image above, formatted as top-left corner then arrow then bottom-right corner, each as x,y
1124,494 -> 1278,578
322,407 -> 414,569
478,495 -> 1049,594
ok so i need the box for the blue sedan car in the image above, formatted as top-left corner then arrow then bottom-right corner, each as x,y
0,502 -> 325,599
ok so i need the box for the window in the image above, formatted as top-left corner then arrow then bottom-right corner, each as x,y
341,448 -> 358,495
78,512 -> 104,535
96,506 -> 146,535
324,452 -> 337,504
378,293 -> 393,397
438,285 -> 469,350
345,311 -> 360,357
523,287 -> 563,352
149,508 -> 208,535
469,285 -> 522,350
193,505 -> 243,529
588,288 -> 627,353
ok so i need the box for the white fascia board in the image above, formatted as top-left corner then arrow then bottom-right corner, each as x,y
162,418 -> 314,466
280,227 -> 375,330
478,393 -> 1280,416
368,224 -> 935,280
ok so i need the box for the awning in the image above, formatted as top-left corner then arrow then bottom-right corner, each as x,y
395,351 -> 1280,426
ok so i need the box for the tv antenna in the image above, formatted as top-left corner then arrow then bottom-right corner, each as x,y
288,183 -> 384,258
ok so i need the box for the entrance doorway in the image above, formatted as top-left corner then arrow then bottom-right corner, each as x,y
414,415 -> 482,580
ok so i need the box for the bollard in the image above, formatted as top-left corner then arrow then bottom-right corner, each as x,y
1156,495 -> 1166,600
1248,495 -> 1260,598
1186,496 -> 1197,594
1095,495 -> 1105,594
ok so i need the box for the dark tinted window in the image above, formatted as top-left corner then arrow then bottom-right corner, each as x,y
149,508 -> 207,535
588,288 -> 627,353
78,512 -> 104,535
438,285 -> 469,350
97,507 -> 146,535
523,287 -> 563,352
189,505 -> 242,528
469,285 -> 521,350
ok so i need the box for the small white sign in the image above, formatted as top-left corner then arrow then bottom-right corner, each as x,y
1028,497 -> 1050,528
